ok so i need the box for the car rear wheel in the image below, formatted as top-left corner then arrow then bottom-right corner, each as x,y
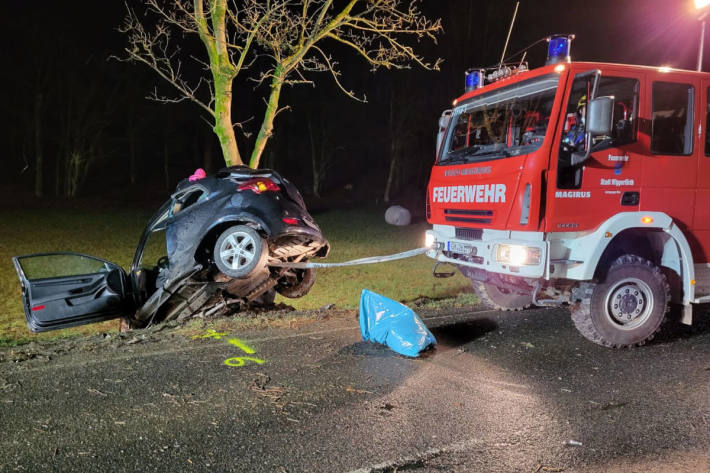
571,255 -> 669,348
214,225 -> 268,279
276,268 -> 316,299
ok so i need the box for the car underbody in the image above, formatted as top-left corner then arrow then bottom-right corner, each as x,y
131,234 -> 328,328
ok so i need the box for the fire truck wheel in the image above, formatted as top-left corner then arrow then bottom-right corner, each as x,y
276,268 -> 316,299
473,281 -> 533,311
571,255 -> 670,348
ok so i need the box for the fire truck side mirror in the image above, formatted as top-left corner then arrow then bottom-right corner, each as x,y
587,96 -> 615,136
571,96 -> 614,166
571,96 -> 615,167
436,110 -> 453,157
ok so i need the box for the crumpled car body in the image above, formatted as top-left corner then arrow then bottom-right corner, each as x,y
12,166 -> 329,333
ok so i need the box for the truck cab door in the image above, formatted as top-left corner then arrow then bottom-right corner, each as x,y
549,69 -> 644,231
692,79 -> 710,262
12,253 -> 129,333
640,77 -> 698,239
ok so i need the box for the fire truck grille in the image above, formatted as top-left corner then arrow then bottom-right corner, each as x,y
455,227 -> 483,240
444,209 -> 493,225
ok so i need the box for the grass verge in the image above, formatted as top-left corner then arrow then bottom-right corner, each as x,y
0,206 -> 471,345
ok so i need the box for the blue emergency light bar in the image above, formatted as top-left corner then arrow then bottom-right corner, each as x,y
546,34 -> 574,65
465,69 -> 485,93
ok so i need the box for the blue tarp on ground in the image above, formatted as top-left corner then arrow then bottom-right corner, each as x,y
359,289 -> 436,357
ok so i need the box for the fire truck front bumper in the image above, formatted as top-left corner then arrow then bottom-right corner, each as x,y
425,226 -> 549,279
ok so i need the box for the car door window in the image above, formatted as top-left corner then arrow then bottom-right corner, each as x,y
139,229 -> 169,269
171,188 -> 206,216
17,253 -> 112,280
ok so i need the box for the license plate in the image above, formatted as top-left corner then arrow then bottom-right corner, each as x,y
448,242 -> 476,255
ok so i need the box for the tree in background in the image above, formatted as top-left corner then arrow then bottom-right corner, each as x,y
120,0 -> 442,169
57,65 -> 120,198
307,106 -> 343,198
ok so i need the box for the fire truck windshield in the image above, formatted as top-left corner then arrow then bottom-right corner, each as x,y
439,73 -> 560,165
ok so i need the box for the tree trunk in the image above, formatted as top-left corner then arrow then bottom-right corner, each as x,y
54,148 -> 61,196
213,74 -> 241,166
128,127 -> 137,185
384,141 -> 398,203
33,92 -> 43,198
262,128 -> 278,170
163,141 -> 170,190
307,118 -> 320,197
249,68 -> 284,169
384,98 -> 398,203
195,0 -> 242,167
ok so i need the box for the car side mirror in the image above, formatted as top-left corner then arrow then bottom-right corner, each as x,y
587,96 -> 614,136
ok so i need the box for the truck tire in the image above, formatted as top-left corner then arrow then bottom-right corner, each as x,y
571,255 -> 669,348
277,268 -> 316,299
214,225 -> 268,279
472,280 -> 533,311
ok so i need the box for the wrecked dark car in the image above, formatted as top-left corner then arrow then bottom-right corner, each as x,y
12,166 -> 329,333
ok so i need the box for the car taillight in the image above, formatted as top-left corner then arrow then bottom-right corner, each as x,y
237,178 -> 281,194
282,217 -> 299,225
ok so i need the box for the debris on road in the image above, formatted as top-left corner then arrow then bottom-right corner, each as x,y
564,440 -> 583,447
125,336 -> 145,345
345,386 -> 373,395
250,375 -> 288,410
534,466 -> 565,473
359,289 -> 437,357
600,401 -> 628,410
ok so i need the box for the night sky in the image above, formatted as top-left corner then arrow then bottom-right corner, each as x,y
0,0 -> 702,204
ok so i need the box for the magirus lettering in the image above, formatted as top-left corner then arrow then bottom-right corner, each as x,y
555,191 -> 591,198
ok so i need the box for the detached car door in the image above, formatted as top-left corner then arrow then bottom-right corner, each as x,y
13,253 -> 130,333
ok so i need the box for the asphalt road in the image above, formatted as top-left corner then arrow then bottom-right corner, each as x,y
1,305 -> 710,472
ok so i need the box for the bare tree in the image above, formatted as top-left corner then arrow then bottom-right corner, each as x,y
58,78 -> 117,198
120,0 -> 442,169
307,111 -> 342,197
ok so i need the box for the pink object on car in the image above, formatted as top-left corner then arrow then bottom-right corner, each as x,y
188,168 -> 207,182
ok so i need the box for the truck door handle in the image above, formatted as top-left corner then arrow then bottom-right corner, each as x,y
621,192 -> 639,206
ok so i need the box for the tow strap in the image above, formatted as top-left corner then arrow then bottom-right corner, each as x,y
270,247 -> 428,269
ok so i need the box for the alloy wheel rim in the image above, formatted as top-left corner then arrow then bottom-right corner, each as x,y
219,231 -> 256,271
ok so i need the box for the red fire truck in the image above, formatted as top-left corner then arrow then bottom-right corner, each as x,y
425,35 -> 710,348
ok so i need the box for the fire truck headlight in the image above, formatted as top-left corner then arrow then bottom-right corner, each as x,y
496,244 -> 541,266
425,230 -> 436,248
